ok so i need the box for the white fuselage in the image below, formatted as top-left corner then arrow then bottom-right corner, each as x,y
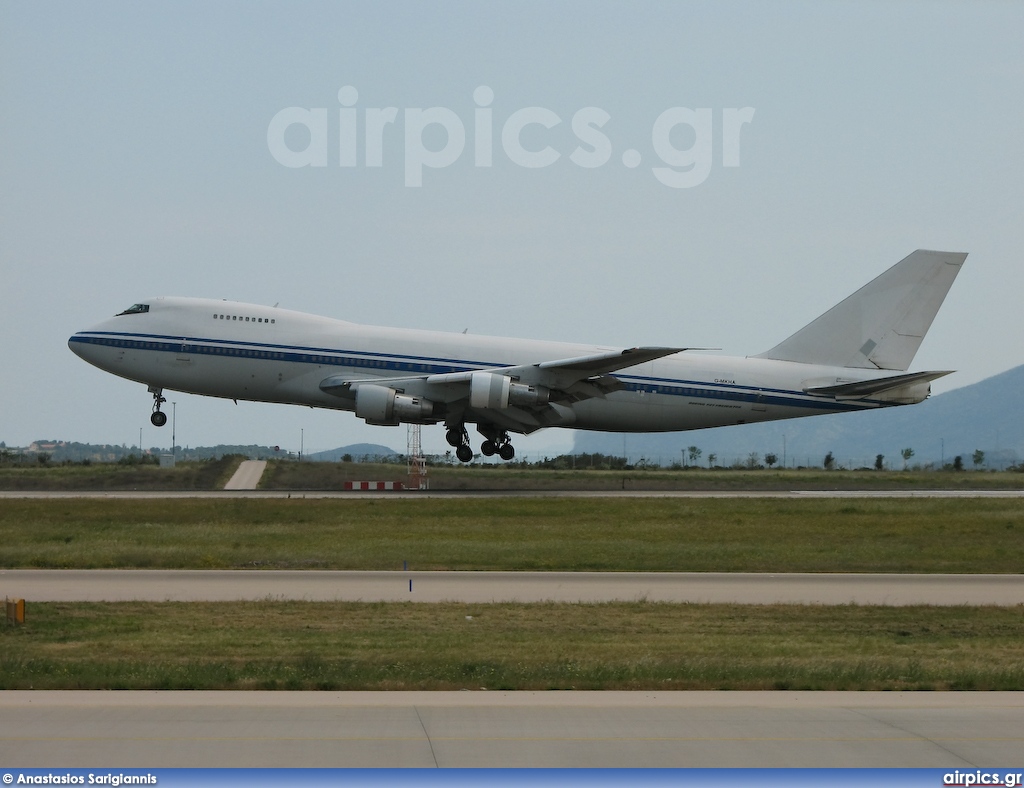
69,297 -> 898,436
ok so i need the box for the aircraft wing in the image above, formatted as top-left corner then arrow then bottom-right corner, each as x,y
425,346 -> 686,389
320,346 -> 688,431
538,346 -> 688,375
321,346 -> 686,397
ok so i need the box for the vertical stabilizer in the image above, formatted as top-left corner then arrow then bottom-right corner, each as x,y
754,249 -> 967,371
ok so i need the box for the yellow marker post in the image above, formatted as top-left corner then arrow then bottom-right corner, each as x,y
6,597 -> 25,625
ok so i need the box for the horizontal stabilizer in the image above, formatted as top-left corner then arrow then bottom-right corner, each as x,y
804,370 -> 952,404
755,250 -> 967,371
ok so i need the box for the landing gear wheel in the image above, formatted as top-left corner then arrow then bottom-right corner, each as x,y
149,386 -> 167,427
477,424 -> 517,462
445,428 -> 462,447
456,444 -> 474,463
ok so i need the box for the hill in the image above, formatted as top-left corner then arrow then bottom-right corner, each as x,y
306,443 -> 400,462
573,364 -> 1024,469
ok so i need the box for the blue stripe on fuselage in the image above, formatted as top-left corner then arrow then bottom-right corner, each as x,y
68,331 -> 877,414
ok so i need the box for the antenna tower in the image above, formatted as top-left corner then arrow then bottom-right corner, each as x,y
407,424 -> 428,490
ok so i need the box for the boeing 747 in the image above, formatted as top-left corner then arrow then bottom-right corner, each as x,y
69,249 -> 966,461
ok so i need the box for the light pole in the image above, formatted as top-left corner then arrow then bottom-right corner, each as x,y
172,402 -> 177,460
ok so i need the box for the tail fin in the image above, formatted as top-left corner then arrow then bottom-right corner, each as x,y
754,249 -> 967,371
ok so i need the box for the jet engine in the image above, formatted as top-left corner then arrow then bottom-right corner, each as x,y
469,372 -> 549,409
354,384 -> 435,425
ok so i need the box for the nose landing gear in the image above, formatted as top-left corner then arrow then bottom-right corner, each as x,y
149,386 -> 168,427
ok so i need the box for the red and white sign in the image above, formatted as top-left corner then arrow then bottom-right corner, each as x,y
343,481 -> 404,491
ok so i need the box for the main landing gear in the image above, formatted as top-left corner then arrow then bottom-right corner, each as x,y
149,386 -> 167,427
446,425 -> 474,463
446,424 -> 516,462
481,436 -> 515,461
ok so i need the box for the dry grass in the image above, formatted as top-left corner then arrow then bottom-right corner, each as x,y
3,461 -> 1022,493
0,456 -> 242,490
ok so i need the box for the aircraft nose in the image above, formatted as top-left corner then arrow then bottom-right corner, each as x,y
69,313 -> 123,364
68,331 -> 95,362
68,327 -> 112,368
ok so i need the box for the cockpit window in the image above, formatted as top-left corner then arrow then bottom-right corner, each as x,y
116,304 -> 150,316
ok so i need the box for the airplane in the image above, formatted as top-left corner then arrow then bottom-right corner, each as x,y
69,249 -> 966,462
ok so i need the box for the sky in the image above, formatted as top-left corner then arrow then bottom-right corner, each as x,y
2,1 -> 1022,459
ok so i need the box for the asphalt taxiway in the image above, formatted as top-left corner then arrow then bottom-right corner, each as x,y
4,569 -> 1024,605
1,690 -> 1021,767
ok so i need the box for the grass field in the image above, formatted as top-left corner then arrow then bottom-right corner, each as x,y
2,601 -> 1022,691
1,497 -> 1022,572
4,495 -> 1021,691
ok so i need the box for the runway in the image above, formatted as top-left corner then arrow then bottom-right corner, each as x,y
4,568 -> 1024,605
1,690 -> 1021,767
